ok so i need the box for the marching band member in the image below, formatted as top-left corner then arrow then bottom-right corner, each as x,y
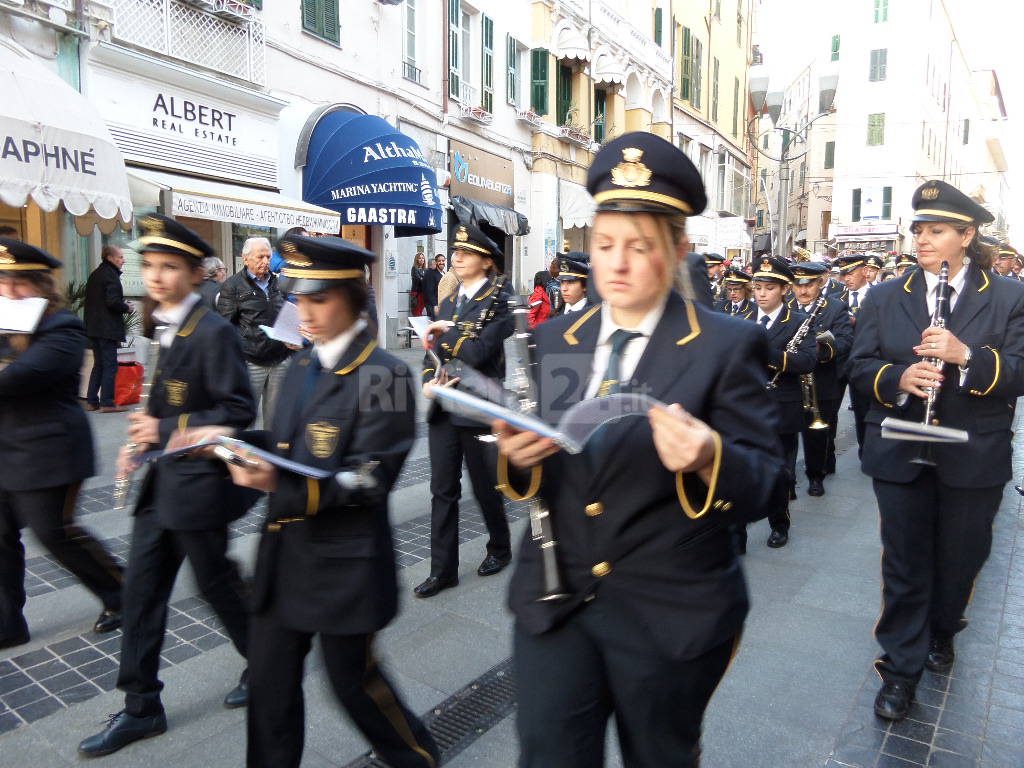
0,240 -> 123,648
848,180 -> 1024,721
787,262 -> 854,497
713,266 -> 754,316
494,133 -> 786,768
704,252 -> 727,302
414,218 -> 515,598
745,256 -> 816,548
176,235 -> 439,768
893,253 -> 918,279
79,215 -> 255,757
558,251 -> 594,316
837,253 -> 873,456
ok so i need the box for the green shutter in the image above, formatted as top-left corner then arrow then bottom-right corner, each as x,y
507,35 -> 518,106
852,188 -> 862,221
692,39 -> 702,109
824,141 -> 835,169
874,0 -> 888,22
867,113 -> 885,145
711,58 -> 719,122
556,64 -> 572,125
882,186 -> 892,218
681,27 -> 691,99
654,8 -> 663,46
732,77 -> 739,137
831,34 -> 840,62
594,88 -> 607,143
757,209 -> 764,227
963,118 -> 970,144
322,0 -> 339,44
870,49 -> 887,81
481,16 -> 494,113
530,49 -> 549,115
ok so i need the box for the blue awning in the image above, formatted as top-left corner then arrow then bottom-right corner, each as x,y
302,111 -> 442,236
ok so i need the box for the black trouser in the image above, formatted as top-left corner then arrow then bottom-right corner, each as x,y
801,397 -> 840,480
767,432 -> 799,533
827,383 -> 848,474
872,471 -> 1002,685
247,621 -> 438,768
427,415 -> 510,580
0,483 -> 122,640
117,508 -> 249,716
515,600 -> 735,768
87,337 -> 119,407
849,383 -> 870,459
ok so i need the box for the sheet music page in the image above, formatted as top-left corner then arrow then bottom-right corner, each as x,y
0,297 -> 48,334
259,300 -> 303,346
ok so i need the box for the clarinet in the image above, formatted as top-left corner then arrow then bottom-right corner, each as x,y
113,327 -> 165,510
505,299 -> 569,602
766,297 -> 825,390
909,261 -> 950,467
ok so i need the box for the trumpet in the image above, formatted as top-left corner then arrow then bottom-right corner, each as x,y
766,296 -> 825,390
801,373 -> 829,430
113,327 -> 165,510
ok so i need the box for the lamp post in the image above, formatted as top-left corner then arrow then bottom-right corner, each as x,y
748,64 -> 838,260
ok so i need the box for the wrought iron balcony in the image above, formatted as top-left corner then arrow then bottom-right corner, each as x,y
403,60 -> 422,85
111,0 -> 266,86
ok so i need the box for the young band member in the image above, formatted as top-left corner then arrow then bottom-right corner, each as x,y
0,240 -> 123,648
414,219 -> 514,598
704,252 -> 726,302
862,254 -> 884,286
786,262 -> 854,497
893,253 -> 918,279
558,251 -> 593,316
713,266 -> 754,316
494,133 -> 787,768
177,235 -> 439,768
836,253 -> 873,457
849,180 -> 1024,721
79,216 -> 255,757
746,256 -> 816,549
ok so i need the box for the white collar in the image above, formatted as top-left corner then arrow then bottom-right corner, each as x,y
152,292 -> 200,327
566,296 -> 588,313
757,303 -> 784,324
596,295 -> 668,347
459,276 -> 488,299
923,265 -> 968,297
314,319 -> 368,370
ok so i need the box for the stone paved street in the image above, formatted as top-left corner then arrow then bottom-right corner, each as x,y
1,348 -> 1022,767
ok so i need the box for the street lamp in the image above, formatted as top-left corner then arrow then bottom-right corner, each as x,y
748,63 -> 838,259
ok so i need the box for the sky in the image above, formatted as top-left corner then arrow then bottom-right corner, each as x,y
756,0 -> 1023,234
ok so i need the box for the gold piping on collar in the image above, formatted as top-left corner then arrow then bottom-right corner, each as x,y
902,271 -> 916,293
177,306 -> 208,337
562,304 -> 602,345
977,269 -> 990,293
335,339 -> 377,375
675,299 -> 702,346
474,282 -> 497,301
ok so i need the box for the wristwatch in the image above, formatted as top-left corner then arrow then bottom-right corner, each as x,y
960,346 -> 972,370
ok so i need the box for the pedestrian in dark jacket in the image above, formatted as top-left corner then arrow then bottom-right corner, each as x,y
198,256 -> 226,309
84,245 -> 131,412
217,237 -> 294,429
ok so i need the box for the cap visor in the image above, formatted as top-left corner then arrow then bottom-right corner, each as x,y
278,276 -> 339,295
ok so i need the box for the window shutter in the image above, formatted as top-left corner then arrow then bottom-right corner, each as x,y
882,186 -> 892,219
879,49 -> 887,80
852,189 -> 862,222
654,8 -> 663,46
692,39 -> 703,109
507,35 -> 519,106
481,16 -> 494,113
963,118 -> 970,144
302,0 -> 320,35
323,0 -> 339,44
681,27 -> 691,99
530,49 -> 549,115
831,35 -> 840,62
556,64 -> 572,125
824,141 -> 835,169
449,0 -> 461,98
711,57 -> 720,122
594,88 -> 607,143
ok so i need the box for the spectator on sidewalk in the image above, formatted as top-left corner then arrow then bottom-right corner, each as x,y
527,270 -> 552,328
437,254 -> 460,306
217,237 -> 293,429
198,256 -> 227,309
84,245 -> 132,413
421,253 -> 445,319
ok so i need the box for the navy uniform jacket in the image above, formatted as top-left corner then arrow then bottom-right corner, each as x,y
0,310 -> 94,491
786,296 -> 855,401
245,333 -> 414,635
848,264 -> 1024,488
137,303 -> 256,529
421,275 -> 514,426
744,306 -> 817,433
714,297 -> 754,317
505,292 -> 787,662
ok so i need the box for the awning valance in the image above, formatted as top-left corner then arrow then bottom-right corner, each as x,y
0,38 -> 131,234
451,195 -> 529,237
302,111 -> 442,236
552,20 -> 590,61
127,169 -> 340,232
592,49 -> 626,85
559,179 -> 594,230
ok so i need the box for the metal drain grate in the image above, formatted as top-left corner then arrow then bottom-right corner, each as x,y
342,658 -> 516,767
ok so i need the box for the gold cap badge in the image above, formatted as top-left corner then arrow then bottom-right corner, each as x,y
455,226 -> 469,243
610,148 -> 652,188
761,259 -> 772,272
921,185 -> 940,201
0,245 -> 12,265
140,215 -> 164,235
280,241 -> 312,267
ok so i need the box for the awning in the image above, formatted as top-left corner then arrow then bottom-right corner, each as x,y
559,179 -> 594,230
302,111 -> 442,236
0,38 -> 131,234
451,195 -> 529,237
127,169 -> 340,232
552,20 -> 590,61
592,48 -> 626,85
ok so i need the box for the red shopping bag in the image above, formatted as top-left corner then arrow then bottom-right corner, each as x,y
114,362 -> 144,406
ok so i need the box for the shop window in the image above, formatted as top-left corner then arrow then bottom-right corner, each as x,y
302,0 -> 339,45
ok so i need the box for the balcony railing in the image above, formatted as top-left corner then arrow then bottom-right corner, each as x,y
403,60 -> 422,85
112,0 -> 265,86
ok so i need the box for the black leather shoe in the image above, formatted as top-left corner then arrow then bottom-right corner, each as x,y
874,681 -> 914,721
477,554 -> 511,577
92,610 -> 122,634
807,478 -> 825,497
766,529 -> 788,548
413,576 -> 458,598
926,636 -> 955,672
0,630 -> 30,650
789,487 -> 797,501
78,710 -> 168,757
223,669 -> 249,709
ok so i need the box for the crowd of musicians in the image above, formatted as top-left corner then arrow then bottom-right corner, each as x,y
2,131 -> 1022,768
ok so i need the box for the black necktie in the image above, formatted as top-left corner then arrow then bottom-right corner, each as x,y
455,293 -> 468,315
850,291 -> 859,310
596,329 -> 643,397
732,303 -> 739,314
760,314 -> 771,330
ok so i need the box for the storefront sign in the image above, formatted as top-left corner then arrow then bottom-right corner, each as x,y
449,140 -> 513,208
89,63 -> 280,188
171,190 -> 338,232
830,223 -> 899,238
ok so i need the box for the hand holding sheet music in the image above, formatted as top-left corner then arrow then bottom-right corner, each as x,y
0,297 -> 47,334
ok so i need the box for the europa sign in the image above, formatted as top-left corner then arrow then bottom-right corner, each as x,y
448,140 -> 513,207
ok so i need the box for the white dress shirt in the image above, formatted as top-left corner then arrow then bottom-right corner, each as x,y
314,319 -> 368,370
152,292 -> 201,348
458,277 -> 489,303
565,297 -> 588,314
755,304 -> 784,330
846,284 -> 869,309
922,264 -> 968,316
584,298 -> 667,399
